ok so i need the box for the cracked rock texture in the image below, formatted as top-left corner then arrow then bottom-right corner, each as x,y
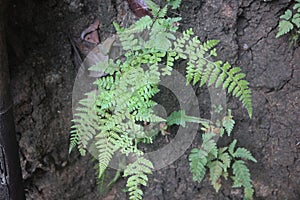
7,0 -> 300,199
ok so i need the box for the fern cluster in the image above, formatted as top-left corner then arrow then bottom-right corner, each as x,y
69,0 -> 255,199
167,109 -> 256,199
188,120 -> 256,200
277,0 -> 300,41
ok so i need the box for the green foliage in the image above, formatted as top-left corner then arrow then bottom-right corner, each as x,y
70,91 -> 99,156
172,29 -> 252,117
276,0 -> 300,41
123,157 -> 154,200
221,109 -> 235,136
70,1 -> 255,200
166,0 -> 182,9
166,110 -> 211,127
189,124 -> 256,199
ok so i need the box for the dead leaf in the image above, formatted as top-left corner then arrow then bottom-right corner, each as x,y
81,19 -> 100,44
127,0 -> 153,18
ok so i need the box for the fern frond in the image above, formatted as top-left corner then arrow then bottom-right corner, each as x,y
294,0 -> 300,12
232,160 -> 251,187
167,0 -> 182,9
276,20 -> 294,38
70,91 -> 98,155
229,139 -> 237,156
233,148 -> 257,163
173,30 -> 252,117
158,5 -> 168,18
218,149 -> 231,172
144,0 -> 160,16
280,9 -> 293,21
69,128 -> 81,154
202,133 -> 218,158
126,16 -> 153,34
189,148 -> 208,182
222,110 -> 235,136
244,187 -> 255,200
208,160 -> 223,192
202,40 -> 219,51
95,132 -> 117,178
220,63 -> 252,117
162,51 -> 176,75
124,157 -> 154,200
292,13 -> 300,28
232,160 -> 254,199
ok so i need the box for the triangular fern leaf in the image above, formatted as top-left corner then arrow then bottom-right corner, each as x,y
276,20 -> 294,38
222,112 -> 235,136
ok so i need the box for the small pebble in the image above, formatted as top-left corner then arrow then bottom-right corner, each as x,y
243,43 -> 249,50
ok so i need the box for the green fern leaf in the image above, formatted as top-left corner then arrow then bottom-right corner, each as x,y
232,160 -> 252,188
208,67 -> 221,86
294,1 -> 300,13
232,160 -> 255,200
200,62 -> 215,87
189,148 -> 208,182
218,149 -> 231,171
292,13 -> 300,28
202,40 -> 219,51
222,111 -> 235,136
128,16 -> 153,34
280,9 -> 293,20
144,0 -> 160,16
208,160 -> 223,192
70,91 -> 98,155
95,133 -> 116,178
202,133 -> 218,158
234,147 -> 257,163
244,187 -> 255,200
276,20 -> 294,38
229,139 -> 237,156
124,157 -> 154,200
166,110 -> 186,127
158,5 -> 168,18
69,128 -> 81,154
215,62 -> 252,117
167,0 -> 182,9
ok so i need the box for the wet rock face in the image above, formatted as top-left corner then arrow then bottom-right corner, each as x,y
8,0 -> 300,199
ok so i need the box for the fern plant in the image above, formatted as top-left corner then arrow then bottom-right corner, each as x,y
69,0 -> 256,199
276,0 -> 300,42
187,118 -> 256,200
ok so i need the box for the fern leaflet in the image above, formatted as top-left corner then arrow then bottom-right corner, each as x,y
123,157 -> 154,200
